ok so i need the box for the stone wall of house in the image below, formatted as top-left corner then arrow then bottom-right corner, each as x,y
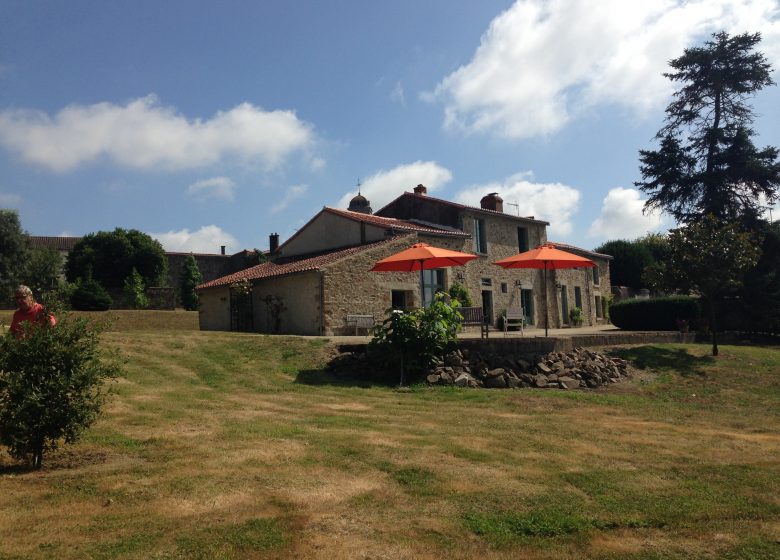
198,286 -> 231,331
252,272 -> 321,335
425,213 -> 550,327
549,257 -> 612,326
321,234 -> 423,335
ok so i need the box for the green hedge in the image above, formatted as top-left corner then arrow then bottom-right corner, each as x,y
609,296 -> 699,331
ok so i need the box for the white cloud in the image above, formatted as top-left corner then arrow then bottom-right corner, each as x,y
391,81 -> 407,107
0,193 -> 22,207
187,177 -> 236,202
271,185 -> 308,214
337,161 -> 453,211
151,225 -> 240,254
428,0 -> 780,139
0,95 -> 316,172
588,187 -> 667,240
454,172 -> 580,237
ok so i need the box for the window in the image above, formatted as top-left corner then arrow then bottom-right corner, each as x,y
501,282 -> 508,293
517,227 -> 529,252
592,265 -> 600,285
574,286 -> 582,309
422,269 -> 445,307
392,290 -> 409,311
474,218 -> 487,253
595,295 -> 603,318
481,277 -> 492,287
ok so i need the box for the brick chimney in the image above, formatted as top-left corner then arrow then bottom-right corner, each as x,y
413,184 -> 427,195
269,233 -> 279,255
480,192 -> 503,212
220,245 -> 226,255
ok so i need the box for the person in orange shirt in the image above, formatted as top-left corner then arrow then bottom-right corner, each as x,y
9,285 -> 56,338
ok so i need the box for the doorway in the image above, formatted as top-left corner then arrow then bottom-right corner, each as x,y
559,285 -> 569,324
481,290 -> 493,325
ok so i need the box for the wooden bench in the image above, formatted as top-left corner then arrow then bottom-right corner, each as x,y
459,306 -> 489,339
346,314 -> 375,335
503,307 -> 524,337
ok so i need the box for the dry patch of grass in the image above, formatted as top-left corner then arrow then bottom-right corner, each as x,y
0,309 -> 198,332
0,336 -> 778,559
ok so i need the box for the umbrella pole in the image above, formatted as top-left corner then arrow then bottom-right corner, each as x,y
544,263 -> 548,336
419,259 -> 425,308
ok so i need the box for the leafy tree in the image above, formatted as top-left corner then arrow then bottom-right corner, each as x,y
0,311 -> 119,468
66,228 -> 167,289
0,210 -> 29,300
369,293 -> 462,385
657,216 -> 760,355
741,220 -> 780,333
21,247 -> 63,296
594,239 -> 654,290
179,254 -> 203,311
637,32 -> 780,224
123,268 -> 148,309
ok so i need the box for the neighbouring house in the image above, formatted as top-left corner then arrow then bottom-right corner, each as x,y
196,185 -> 612,335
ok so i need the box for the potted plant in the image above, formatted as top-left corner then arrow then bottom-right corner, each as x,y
569,307 -> 584,327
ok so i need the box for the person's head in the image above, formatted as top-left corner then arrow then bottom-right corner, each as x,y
14,285 -> 34,312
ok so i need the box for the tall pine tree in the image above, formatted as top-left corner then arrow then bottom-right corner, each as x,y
637,32 -> 780,224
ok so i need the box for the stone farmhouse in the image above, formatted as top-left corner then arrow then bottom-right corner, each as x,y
196,185 -> 612,335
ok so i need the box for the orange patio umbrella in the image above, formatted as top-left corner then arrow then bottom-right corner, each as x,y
494,243 -> 595,336
371,242 -> 478,307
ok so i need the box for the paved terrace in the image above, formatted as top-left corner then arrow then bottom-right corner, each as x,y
309,324 -> 696,350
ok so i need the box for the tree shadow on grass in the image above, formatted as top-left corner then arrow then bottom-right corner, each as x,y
610,346 -> 714,378
0,462 -> 34,475
294,368 -> 399,389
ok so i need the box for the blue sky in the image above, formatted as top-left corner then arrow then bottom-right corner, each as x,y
1,0 -> 779,254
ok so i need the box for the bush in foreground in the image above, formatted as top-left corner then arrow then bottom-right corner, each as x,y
0,312 -> 120,468
609,296 -> 700,331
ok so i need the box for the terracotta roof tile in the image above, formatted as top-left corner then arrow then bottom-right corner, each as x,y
548,241 -> 613,260
323,207 -> 470,237
28,236 -> 82,251
376,192 -> 550,225
197,238 -> 401,290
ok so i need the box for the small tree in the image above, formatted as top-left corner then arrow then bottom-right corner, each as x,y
369,293 -> 462,385
0,311 -> 120,468
659,216 -> 760,355
70,277 -> 113,311
123,268 -> 148,309
179,254 -> 203,311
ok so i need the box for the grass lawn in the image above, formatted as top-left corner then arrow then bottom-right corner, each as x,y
0,309 -> 199,332
0,331 -> 778,559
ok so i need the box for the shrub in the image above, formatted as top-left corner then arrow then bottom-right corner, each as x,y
123,268 -> 148,309
609,296 -> 700,331
0,311 -> 120,468
70,278 -> 113,311
369,293 -> 462,385
448,282 -> 473,307
569,307 -> 584,326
